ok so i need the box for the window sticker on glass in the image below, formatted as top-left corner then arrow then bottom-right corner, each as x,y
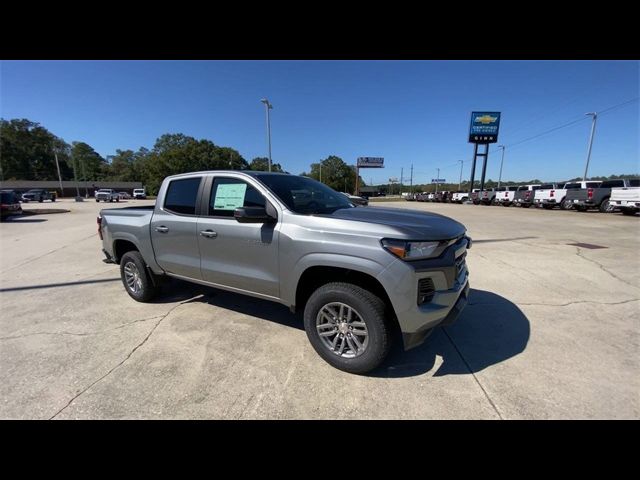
213,183 -> 247,210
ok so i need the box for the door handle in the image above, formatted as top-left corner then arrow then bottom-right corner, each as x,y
200,230 -> 218,238
155,226 -> 169,233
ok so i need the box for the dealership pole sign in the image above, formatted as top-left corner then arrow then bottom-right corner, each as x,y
357,157 -> 384,168
355,157 -> 384,196
468,112 -> 501,144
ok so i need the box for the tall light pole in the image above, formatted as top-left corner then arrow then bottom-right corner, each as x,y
583,112 -> 598,180
458,160 -> 464,191
260,98 -> 273,172
497,145 -> 505,188
435,168 -> 440,194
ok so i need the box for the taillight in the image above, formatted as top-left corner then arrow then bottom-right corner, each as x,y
587,188 -> 594,199
550,190 -> 555,197
525,191 -> 531,198
504,192 -> 508,197
97,216 -> 103,240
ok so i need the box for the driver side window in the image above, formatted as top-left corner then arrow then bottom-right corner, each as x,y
209,178 -> 266,217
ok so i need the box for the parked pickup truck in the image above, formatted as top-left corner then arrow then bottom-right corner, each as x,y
567,179 -> 638,213
513,184 -> 541,208
496,186 -> 519,206
610,180 -> 640,215
22,189 -> 54,203
451,191 -> 468,203
534,181 -> 602,210
95,189 -> 120,203
98,171 -> 471,374
479,188 -> 498,205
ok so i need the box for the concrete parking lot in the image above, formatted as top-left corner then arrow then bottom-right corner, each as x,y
1,198 -> 638,419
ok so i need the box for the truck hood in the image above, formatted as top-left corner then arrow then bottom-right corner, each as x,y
316,206 -> 466,240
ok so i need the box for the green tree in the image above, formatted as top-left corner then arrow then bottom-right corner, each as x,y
0,118 -> 73,181
302,155 -> 364,193
71,142 -> 108,183
249,157 -> 284,172
142,134 -> 249,194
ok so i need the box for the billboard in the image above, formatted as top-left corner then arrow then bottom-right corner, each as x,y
469,112 -> 501,144
357,157 -> 384,168
431,179 -> 446,184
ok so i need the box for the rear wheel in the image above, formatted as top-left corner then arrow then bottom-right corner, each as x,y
303,282 -> 391,374
599,198 -> 612,213
560,198 -> 570,210
38,197 -> 43,203
119,251 -> 160,302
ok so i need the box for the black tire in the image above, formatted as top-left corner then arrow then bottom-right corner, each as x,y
303,282 -> 391,374
38,197 -> 43,203
116,197 -> 120,202
560,198 -> 570,210
52,197 -> 56,202
119,251 -> 159,302
599,197 -> 611,213
96,199 -> 99,202
621,207 -> 637,216
575,205 -> 587,212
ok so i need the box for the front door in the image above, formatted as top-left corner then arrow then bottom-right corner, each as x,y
196,176 -> 280,298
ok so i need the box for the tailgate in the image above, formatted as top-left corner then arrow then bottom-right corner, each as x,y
611,187 -> 640,202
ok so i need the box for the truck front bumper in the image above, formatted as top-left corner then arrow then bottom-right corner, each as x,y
377,236 -> 471,351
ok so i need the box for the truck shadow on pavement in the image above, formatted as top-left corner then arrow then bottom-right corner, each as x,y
374,288 -> 530,378
159,281 -> 529,378
154,279 -> 305,330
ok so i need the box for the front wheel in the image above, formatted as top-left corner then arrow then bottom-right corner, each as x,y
304,282 -> 391,374
38,197 -> 44,203
119,251 -> 159,302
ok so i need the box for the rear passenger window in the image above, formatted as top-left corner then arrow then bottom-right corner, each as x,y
209,178 -> 266,217
629,179 -> 640,187
164,177 -> 202,215
601,180 -> 624,188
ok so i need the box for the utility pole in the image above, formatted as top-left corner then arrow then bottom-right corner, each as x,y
435,168 -> 440,194
319,162 -> 322,183
80,156 -> 89,198
458,160 -> 464,191
497,145 -> 505,188
53,148 -> 64,197
71,151 -> 81,199
410,164 -> 413,194
400,167 -> 403,195
583,112 -> 598,180
260,99 -> 273,172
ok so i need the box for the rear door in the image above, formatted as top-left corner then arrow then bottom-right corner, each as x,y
150,176 -> 204,279
196,175 -> 280,298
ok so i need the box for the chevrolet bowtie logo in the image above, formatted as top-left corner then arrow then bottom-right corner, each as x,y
475,115 -> 497,124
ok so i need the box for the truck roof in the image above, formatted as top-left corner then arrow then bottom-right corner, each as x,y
165,170 -> 289,180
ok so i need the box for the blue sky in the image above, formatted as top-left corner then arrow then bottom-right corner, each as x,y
1,60 -> 638,184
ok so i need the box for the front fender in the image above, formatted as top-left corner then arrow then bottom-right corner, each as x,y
280,252 -> 392,307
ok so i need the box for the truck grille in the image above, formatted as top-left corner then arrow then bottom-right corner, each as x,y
417,278 -> 435,305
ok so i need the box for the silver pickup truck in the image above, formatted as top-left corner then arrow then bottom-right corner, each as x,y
98,171 -> 471,374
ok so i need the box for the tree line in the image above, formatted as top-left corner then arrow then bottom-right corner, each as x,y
0,118 -> 364,195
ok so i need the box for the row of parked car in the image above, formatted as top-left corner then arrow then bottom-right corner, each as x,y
406,179 -> 640,215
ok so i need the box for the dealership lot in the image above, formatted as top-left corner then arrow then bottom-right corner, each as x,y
0,199 -> 638,419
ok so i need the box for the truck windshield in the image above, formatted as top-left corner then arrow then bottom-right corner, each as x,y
256,174 -> 354,214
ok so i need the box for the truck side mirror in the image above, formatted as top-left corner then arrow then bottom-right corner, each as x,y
234,206 -> 276,223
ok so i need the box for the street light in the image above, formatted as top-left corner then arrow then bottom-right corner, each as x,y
457,160 -> 464,191
497,145 -> 505,188
260,98 -> 273,172
583,112 -> 598,180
